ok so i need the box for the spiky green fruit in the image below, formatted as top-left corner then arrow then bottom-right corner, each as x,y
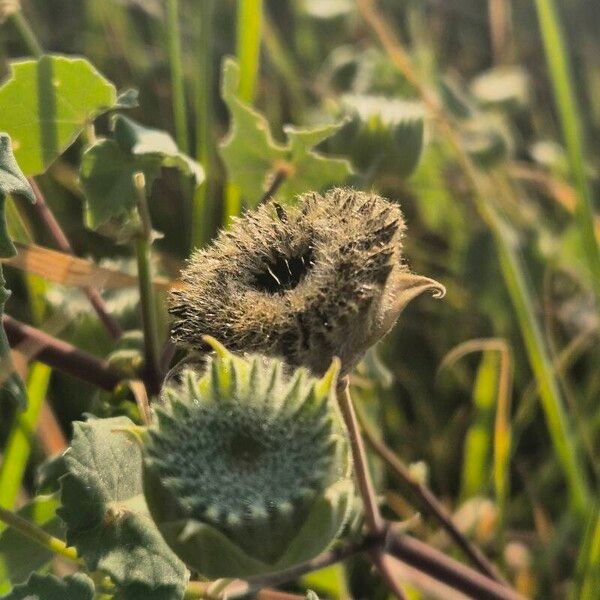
170,188 -> 444,375
141,338 -> 354,578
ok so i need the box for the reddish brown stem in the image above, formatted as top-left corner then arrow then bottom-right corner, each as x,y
337,378 -> 408,598
4,315 -> 124,391
357,403 -> 506,583
258,168 -> 288,205
388,531 -> 524,600
337,377 -> 384,534
27,179 -> 123,340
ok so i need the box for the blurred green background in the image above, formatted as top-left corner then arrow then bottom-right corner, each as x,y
0,1 -> 599,598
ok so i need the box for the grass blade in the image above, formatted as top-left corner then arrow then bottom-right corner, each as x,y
534,0 -> 600,312
191,0 -> 216,249
223,0 -> 264,224
166,0 -> 190,154
573,505 -> 600,600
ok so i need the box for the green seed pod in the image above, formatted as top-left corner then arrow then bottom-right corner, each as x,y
338,94 -> 426,179
170,188 -> 444,375
141,337 -> 354,578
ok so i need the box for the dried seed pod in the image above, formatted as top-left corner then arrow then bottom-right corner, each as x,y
170,188 -> 444,374
142,337 -> 354,578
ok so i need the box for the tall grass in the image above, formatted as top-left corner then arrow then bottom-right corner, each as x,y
165,0 -> 189,154
357,0 -> 590,516
191,0 -> 215,249
223,0 -> 264,224
533,0 -> 600,314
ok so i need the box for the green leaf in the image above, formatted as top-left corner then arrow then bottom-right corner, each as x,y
113,115 -> 203,183
0,134 -> 34,410
80,138 -> 160,236
81,116 -> 203,239
0,55 -> 118,175
0,135 -> 35,257
220,58 -> 352,207
0,494 -> 64,589
0,573 -> 94,600
57,417 -> 188,600
302,565 -> 349,599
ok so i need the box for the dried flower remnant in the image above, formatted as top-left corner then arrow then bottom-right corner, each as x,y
142,337 -> 353,578
170,188 -> 445,374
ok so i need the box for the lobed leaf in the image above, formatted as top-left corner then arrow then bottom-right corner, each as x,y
81,115 -> 203,239
220,58 -> 352,207
57,416 -> 188,600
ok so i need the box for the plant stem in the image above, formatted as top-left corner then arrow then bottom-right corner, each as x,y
27,179 -> 122,341
258,168 -> 288,205
223,0 -> 264,224
3,315 -> 124,391
372,551 -> 409,600
356,399 -> 507,584
338,377 -> 383,534
337,378 -> 406,598
387,530 -> 524,600
0,505 -> 79,564
356,0 -> 590,516
133,173 -> 162,396
8,10 -> 43,57
166,0 -> 190,154
185,525 -> 521,600
533,0 -> 600,316
191,0 -> 215,249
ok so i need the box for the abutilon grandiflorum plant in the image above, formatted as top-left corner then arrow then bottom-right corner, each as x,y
139,337 -> 354,578
170,188 -> 445,376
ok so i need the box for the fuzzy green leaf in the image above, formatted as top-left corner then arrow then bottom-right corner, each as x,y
57,417 -> 188,600
81,116 -> 203,238
0,495 -> 64,588
0,134 -> 34,409
0,573 -> 94,600
220,58 -> 352,207
80,138 -> 160,235
0,55 -> 118,175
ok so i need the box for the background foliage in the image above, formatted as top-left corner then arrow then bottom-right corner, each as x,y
0,0 -> 599,598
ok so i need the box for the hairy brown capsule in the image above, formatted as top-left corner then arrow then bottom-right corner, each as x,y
170,188 -> 444,374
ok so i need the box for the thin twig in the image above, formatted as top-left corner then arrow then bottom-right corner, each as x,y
258,168 -> 289,205
0,505 -> 79,564
126,379 -> 153,426
372,551 -> 409,600
3,315 -> 124,391
186,524 -> 522,600
337,377 -> 384,533
337,377 -> 407,598
26,179 -> 123,340
133,173 -> 163,396
388,530 -> 525,600
357,404 -> 507,583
